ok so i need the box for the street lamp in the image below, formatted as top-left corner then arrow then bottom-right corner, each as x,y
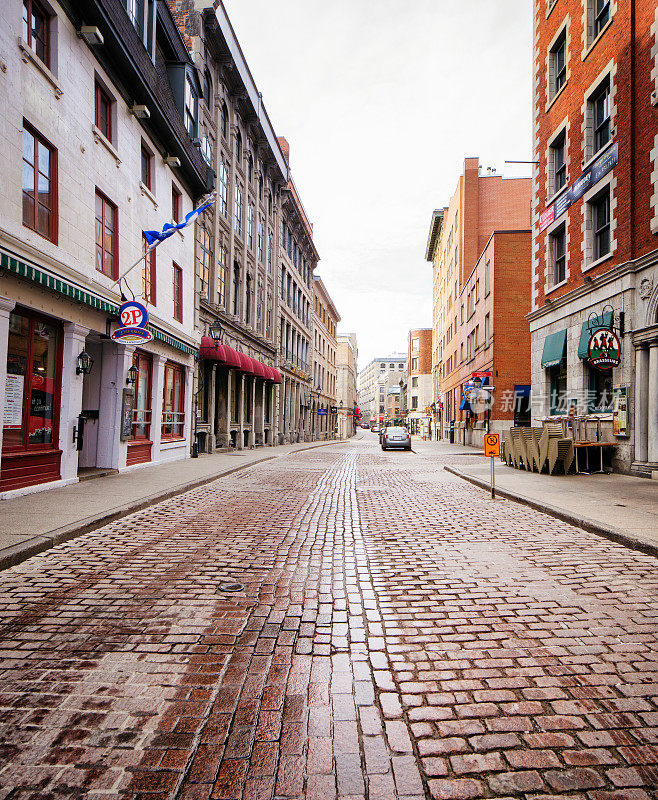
209,318 -> 223,348
76,349 -> 94,376
126,364 -> 138,385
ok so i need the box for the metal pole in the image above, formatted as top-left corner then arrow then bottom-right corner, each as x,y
490,456 -> 495,499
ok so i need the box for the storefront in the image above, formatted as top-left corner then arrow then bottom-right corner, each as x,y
0,252 -> 197,497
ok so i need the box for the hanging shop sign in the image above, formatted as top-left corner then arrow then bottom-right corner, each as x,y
539,142 -> 619,233
587,327 -> 621,370
111,300 -> 153,344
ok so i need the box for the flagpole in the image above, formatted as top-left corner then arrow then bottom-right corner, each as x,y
110,243 -> 157,289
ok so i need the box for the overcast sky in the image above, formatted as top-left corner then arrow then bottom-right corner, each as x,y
223,0 -> 533,371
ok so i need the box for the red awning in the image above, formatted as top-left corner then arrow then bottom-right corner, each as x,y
200,336 -> 226,362
269,367 -> 283,384
222,345 -> 242,369
251,359 -> 268,379
237,352 -> 254,373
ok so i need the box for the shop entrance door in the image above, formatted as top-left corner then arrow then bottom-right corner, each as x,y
78,339 -> 104,474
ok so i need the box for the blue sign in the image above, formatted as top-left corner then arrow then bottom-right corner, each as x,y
317,408 -> 328,416
551,142 -> 618,225
112,300 -> 152,343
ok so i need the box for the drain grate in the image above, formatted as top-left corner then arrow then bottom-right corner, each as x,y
217,581 -> 244,593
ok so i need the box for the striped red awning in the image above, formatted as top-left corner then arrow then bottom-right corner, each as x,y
199,336 -> 226,361
200,338 -> 281,382
251,359 -> 268,379
269,367 -> 283,384
222,345 -> 242,369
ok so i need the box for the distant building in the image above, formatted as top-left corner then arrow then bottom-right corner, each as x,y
312,276 -> 340,439
386,386 -> 401,421
357,356 -> 407,425
426,158 -> 532,445
406,329 -> 433,436
336,332 -> 358,438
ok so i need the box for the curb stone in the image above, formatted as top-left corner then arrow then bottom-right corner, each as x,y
444,464 -> 658,559
0,439 -> 343,573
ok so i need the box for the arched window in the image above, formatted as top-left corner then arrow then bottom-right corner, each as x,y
203,68 -> 212,106
258,173 -> 264,201
247,154 -> 253,183
220,102 -> 228,139
235,128 -> 242,162
267,189 -> 272,215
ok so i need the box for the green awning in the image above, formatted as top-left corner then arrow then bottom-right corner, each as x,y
577,311 -> 613,359
541,329 -> 567,368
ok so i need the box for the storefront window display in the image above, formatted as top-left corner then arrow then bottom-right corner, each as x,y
131,351 -> 152,441
162,362 -> 185,439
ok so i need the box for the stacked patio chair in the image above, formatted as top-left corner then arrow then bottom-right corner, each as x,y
508,427 -> 527,470
538,422 -> 575,475
520,427 -> 543,472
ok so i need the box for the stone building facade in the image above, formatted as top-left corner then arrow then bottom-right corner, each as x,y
357,355 -> 407,426
172,1 -> 287,452
336,332 -> 358,438
406,328 -> 433,436
530,0 -> 658,475
312,276 -> 339,439
426,158 -> 532,440
0,0 -> 209,495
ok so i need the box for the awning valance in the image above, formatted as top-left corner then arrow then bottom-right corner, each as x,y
541,329 -> 567,368
577,311 -> 613,359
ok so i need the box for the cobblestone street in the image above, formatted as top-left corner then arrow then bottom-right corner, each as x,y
0,436 -> 657,800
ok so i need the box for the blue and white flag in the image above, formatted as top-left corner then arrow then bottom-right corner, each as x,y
143,195 -> 215,247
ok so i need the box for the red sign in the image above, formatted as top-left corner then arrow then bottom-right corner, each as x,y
472,371 -> 492,379
538,204 -> 555,233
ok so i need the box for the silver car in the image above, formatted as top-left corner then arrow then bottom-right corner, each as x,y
381,427 -> 411,451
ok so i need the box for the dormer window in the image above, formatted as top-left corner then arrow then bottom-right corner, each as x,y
123,0 -> 155,58
184,75 -> 197,138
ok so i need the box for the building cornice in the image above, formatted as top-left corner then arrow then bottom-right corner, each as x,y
425,209 -> 444,262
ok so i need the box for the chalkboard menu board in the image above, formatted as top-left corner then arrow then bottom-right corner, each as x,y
120,388 -> 134,441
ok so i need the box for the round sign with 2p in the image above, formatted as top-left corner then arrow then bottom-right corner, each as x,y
111,301 -> 153,344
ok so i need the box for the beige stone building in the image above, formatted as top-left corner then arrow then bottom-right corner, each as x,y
407,329 -> 433,436
312,276 -> 339,439
336,332 -> 358,438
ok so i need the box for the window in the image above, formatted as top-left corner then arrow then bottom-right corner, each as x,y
549,361 -> 567,415
232,263 -> 240,316
551,30 -> 567,95
592,188 -> 610,261
23,0 -> 50,66
594,0 -> 610,37
171,184 -> 181,223
411,357 -> 418,371
247,204 -> 254,249
95,81 -> 113,143
258,217 -> 264,262
474,325 -> 479,350
247,154 -> 253,183
235,129 -> 242,162
198,224 -> 211,296
131,351 -> 152,441
411,376 -> 418,388
217,245 -> 227,306
219,161 -> 229,216
257,279 -> 263,330
551,224 -> 566,284
398,363 -> 404,370
475,279 -> 480,302
245,273 -> 252,325
411,397 -> 418,410
266,294 -> 272,339
95,190 -> 117,279
173,263 -> 183,322
588,363 -> 613,412
412,337 -> 419,351
162,362 -> 185,439
592,79 -> 610,154
551,130 -> 567,194
141,142 -> 153,191
203,68 -> 212,106
142,235 -> 156,305
234,185 -> 242,235
484,262 -> 490,296
125,0 -> 155,55
220,102 -> 228,139
22,124 -> 56,242
485,314 -> 490,348
3,310 -> 61,452
185,76 -> 197,138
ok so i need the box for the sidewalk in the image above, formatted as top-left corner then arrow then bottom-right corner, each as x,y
415,438 -> 658,555
0,438 -> 345,571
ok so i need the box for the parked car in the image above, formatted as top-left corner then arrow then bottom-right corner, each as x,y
381,426 -> 411,451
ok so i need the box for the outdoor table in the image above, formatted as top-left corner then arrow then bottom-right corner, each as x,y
573,441 -> 613,474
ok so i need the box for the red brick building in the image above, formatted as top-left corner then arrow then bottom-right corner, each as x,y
530,0 -> 658,475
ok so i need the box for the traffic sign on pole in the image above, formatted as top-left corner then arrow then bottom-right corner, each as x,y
484,433 -> 500,499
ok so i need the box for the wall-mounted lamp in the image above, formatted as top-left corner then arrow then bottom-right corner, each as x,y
76,349 -> 94,375
164,155 -> 180,167
126,364 -> 138,385
131,104 -> 150,119
209,318 -> 224,347
78,26 -> 104,45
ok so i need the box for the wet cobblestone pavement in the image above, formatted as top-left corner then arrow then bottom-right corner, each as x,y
0,437 -> 657,800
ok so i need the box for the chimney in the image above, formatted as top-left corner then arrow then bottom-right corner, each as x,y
277,136 -> 290,164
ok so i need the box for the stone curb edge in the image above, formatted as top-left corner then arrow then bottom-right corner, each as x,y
444,464 -> 658,560
0,439 -> 342,573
